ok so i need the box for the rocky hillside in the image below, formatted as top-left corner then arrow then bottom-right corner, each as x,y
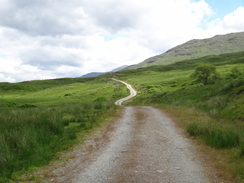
128,31 -> 244,69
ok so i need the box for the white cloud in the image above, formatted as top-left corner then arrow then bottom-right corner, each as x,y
197,6 -> 244,37
0,0 -> 243,82
0,73 -> 16,83
222,6 -> 244,31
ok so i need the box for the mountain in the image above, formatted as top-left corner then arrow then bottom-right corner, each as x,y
128,32 -> 244,69
110,65 -> 128,72
80,65 -> 128,78
80,72 -> 105,78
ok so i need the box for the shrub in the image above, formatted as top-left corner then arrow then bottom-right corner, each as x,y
226,67 -> 244,79
191,64 -> 220,85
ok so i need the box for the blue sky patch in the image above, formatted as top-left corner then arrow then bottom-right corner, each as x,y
205,0 -> 244,19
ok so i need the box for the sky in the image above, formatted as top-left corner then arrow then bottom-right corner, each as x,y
0,0 -> 244,82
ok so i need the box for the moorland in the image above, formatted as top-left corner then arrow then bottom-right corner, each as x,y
0,51 -> 243,182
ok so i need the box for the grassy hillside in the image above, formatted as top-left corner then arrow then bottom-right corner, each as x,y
116,51 -> 244,120
110,51 -> 244,181
1,50 -> 243,182
128,31 -> 244,69
0,77 -> 128,182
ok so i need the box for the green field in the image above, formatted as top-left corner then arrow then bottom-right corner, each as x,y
0,77 -> 128,182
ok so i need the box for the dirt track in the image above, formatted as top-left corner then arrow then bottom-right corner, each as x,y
69,80 -> 209,182
112,78 -> 137,105
25,80 -> 211,183
36,106 -> 209,182
70,106 -> 209,183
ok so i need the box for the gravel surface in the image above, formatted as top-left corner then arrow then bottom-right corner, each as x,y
112,78 -> 137,106
72,106 -> 135,183
71,106 -> 209,183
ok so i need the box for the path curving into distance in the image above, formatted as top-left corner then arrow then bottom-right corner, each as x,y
112,78 -> 137,105
32,79 -> 210,183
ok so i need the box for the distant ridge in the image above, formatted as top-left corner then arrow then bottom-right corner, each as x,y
80,65 -> 128,78
80,72 -> 105,78
128,32 -> 244,69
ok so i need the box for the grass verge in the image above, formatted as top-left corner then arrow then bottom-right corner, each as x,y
162,106 -> 244,182
0,101 -> 117,182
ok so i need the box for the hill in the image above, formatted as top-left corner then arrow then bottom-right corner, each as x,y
80,72 -> 105,78
128,31 -> 244,69
80,65 -> 128,78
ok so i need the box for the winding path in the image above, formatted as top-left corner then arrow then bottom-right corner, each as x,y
70,80 -> 209,182
112,78 -> 137,105
29,79 -> 210,183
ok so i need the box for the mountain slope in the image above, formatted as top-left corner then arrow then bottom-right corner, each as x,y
80,72 -> 105,78
128,32 -> 244,69
80,65 -> 128,78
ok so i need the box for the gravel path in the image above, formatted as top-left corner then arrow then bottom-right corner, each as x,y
28,80 -> 210,183
71,80 -> 209,182
71,106 -> 209,183
111,78 -> 137,105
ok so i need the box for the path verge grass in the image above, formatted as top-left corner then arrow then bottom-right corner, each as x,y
162,106 -> 244,182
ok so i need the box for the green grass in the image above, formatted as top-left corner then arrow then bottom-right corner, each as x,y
0,77 -> 127,182
187,123 -> 240,149
0,78 -> 128,108
0,102 -> 116,182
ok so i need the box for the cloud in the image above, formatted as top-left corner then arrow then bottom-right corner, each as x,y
222,6 -> 244,31
20,45 -> 82,69
199,6 -> 244,37
82,0 -> 142,33
0,0 -> 243,82
0,0 -> 93,36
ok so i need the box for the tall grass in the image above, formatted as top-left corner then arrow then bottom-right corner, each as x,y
0,101 -> 116,182
187,123 -> 241,149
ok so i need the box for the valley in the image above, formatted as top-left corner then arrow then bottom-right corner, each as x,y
0,34 -> 243,182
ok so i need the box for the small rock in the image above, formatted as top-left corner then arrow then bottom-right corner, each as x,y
175,167 -> 181,170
